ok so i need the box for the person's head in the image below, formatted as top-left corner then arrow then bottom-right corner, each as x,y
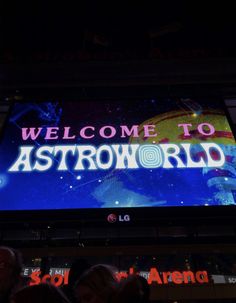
0,246 -> 22,298
137,275 -> 150,303
68,258 -> 91,287
11,283 -> 70,303
61,259 -> 91,303
111,275 -> 144,303
74,264 -> 119,303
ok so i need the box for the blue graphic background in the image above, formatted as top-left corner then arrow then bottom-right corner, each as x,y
0,99 -> 235,210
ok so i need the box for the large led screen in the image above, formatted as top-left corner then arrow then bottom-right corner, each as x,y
0,98 -> 235,210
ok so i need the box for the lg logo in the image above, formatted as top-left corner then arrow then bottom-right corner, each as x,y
107,214 -> 130,223
107,214 -> 117,223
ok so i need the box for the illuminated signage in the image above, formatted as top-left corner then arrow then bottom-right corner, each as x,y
30,270 -> 69,287
29,267 -> 209,286
0,99 -> 235,210
107,213 -> 130,223
8,124 -> 225,172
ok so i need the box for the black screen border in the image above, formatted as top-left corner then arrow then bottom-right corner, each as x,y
0,97 -> 235,226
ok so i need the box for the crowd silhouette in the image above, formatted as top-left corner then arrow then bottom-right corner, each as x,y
0,246 -> 150,303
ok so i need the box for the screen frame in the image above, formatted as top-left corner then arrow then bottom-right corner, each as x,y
0,97 -> 236,226
0,205 -> 235,227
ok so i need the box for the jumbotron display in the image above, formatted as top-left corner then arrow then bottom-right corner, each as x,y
0,98 -> 235,210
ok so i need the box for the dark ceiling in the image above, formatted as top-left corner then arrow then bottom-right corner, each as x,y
1,2 -> 236,59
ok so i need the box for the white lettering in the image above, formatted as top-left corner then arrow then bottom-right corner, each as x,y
8,146 -> 34,172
